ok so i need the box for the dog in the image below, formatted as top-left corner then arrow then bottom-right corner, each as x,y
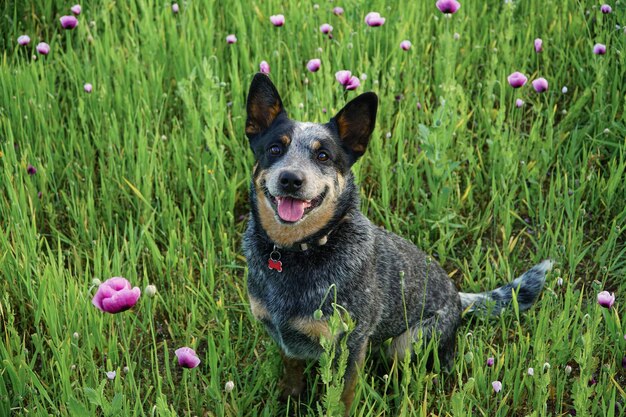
243,73 -> 552,415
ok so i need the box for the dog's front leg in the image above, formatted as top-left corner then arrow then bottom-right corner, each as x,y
340,336 -> 369,416
278,350 -> 307,401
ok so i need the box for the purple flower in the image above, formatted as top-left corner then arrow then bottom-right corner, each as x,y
92,277 -> 141,313
364,12 -> 385,26
601,4 -> 612,14
320,23 -> 333,34
270,14 -> 285,26
27,164 -> 37,175
84,83 -> 93,93
36,42 -> 50,55
172,3 -> 179,13
534,38 -> 543,53
492,380 -> 502,393
515,98 -> 525,108
416,102 -> 422,110
400,40 -> 412,51
106,370 -> 116,380
18,35 -> 31,46
487,357 -> 494,367
532,77 -> 549,93
259,60 -> 270,74
593,43 -> 606,55
335,70 -> 352,85
345,76 -> 360,90
71,4 -> 81,15
333,7 -> 344,16
175,347 -> 201,368
507,71 -> 528,88
436,0 -> 461,14
306,58 -> 321,72
60,15 -> 79,30
597,291 -> 615,308
226,34 -> 237,44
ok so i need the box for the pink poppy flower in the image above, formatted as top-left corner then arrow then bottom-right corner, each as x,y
534,38 -> 543,53
400,40 -> 411,50
345,76 -> 360,90
71,4 -> 81,15
593,43 -> 606,55
92,277 -> 141,313
597,291 -> 615,308
226,34 -> 237,44
306,58 -> 321,72
333,7 -> 344,16
507,71 -> 528,88
492,380 -> 502,393
172,3 -> 179,13
18,35 -> 31,46
532,77 -> 549,93
27,165 -> 37,175
84,83 -> 93,93
487,357 -> 494,367
175,347 -> 201,368
320,23 -> 333,34
259,60 -> 270,74
515,98 -> 525,107
270,14 -> 285,26
364,12 -> 385,26
36,42 -> 50,55
436,0 -> 461,14
60,15 -> 79,29
335,70 -> 352,85
600,4 -> 612,14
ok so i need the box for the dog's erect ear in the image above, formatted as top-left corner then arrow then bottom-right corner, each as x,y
245,73 -> 285,139
330,92 -> 378,161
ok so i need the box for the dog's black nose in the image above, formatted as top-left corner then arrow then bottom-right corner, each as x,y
279,171 -> 305,193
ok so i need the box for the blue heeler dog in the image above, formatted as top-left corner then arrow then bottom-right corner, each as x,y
243,73 -> 552,415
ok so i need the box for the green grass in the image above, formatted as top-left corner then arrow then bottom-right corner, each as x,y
1,0 -> 625,415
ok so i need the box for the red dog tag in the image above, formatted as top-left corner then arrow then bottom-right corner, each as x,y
268,258 -> 283,272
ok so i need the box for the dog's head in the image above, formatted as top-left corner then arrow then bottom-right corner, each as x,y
245,73 -> 378,246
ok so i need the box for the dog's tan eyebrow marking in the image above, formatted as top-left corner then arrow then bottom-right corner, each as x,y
311,140 -> 322,151
280,135 -> 291,146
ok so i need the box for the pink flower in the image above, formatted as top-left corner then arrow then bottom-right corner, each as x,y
60,15 -> 79,30
492,380 -> 502,393
532,77 -> 549,92
364,12 -> 385,26
18,35 -> 31,46
306,58 -> 321,72
226,34 -> 237,44
270,14 -> 285,26
71,4 -> 81,15
106,370 -> 116,380
597,291 -> 615,308
92,277 -> 141,313
259,60 -> 270,74
487,357 -> 494,367
515,98 -> 525,107
27,164 -> 37,175
172,3 -> 179,13
436,0 -> 461,14
345,76 -> 360,90
400,40 -> 411,51
320,23 -> 333,34
507,71 -> 528,88
84,83 -> 93,93
175,347 -> 201,368
593,43 -> 606,55
416,102 -> 422,110
335,70 -> 352,85
600,4 -> 612,14
36,42 -> 50,55
333,7 -> 344,16
534,38 -> 543,53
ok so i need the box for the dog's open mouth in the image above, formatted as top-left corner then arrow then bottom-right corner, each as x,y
264,188 -> 326,223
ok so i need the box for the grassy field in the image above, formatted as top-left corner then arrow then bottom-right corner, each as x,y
1,0 -> 625,416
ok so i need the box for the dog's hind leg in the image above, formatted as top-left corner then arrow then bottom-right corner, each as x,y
388,302 -> 461,370
341,336 -> 369,417
278,351 -> 307,401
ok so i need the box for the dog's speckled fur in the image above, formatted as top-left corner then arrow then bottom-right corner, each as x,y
242,74 -> 552,415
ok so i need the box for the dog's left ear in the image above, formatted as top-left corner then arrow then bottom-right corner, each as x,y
245,73 -> 285,139
330,92 -> 378,162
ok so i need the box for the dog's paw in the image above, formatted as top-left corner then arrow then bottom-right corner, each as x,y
278,377 -> 306,401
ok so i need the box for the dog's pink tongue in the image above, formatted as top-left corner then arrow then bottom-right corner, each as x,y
277,197 -> 307,222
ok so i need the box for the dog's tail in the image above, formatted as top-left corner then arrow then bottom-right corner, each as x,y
459,260 -> 553,315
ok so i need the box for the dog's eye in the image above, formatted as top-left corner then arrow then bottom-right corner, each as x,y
317,151 -> 329,162
268,145 -> 282,156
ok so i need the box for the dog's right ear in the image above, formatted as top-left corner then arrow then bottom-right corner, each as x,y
245,73 -> 285,139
